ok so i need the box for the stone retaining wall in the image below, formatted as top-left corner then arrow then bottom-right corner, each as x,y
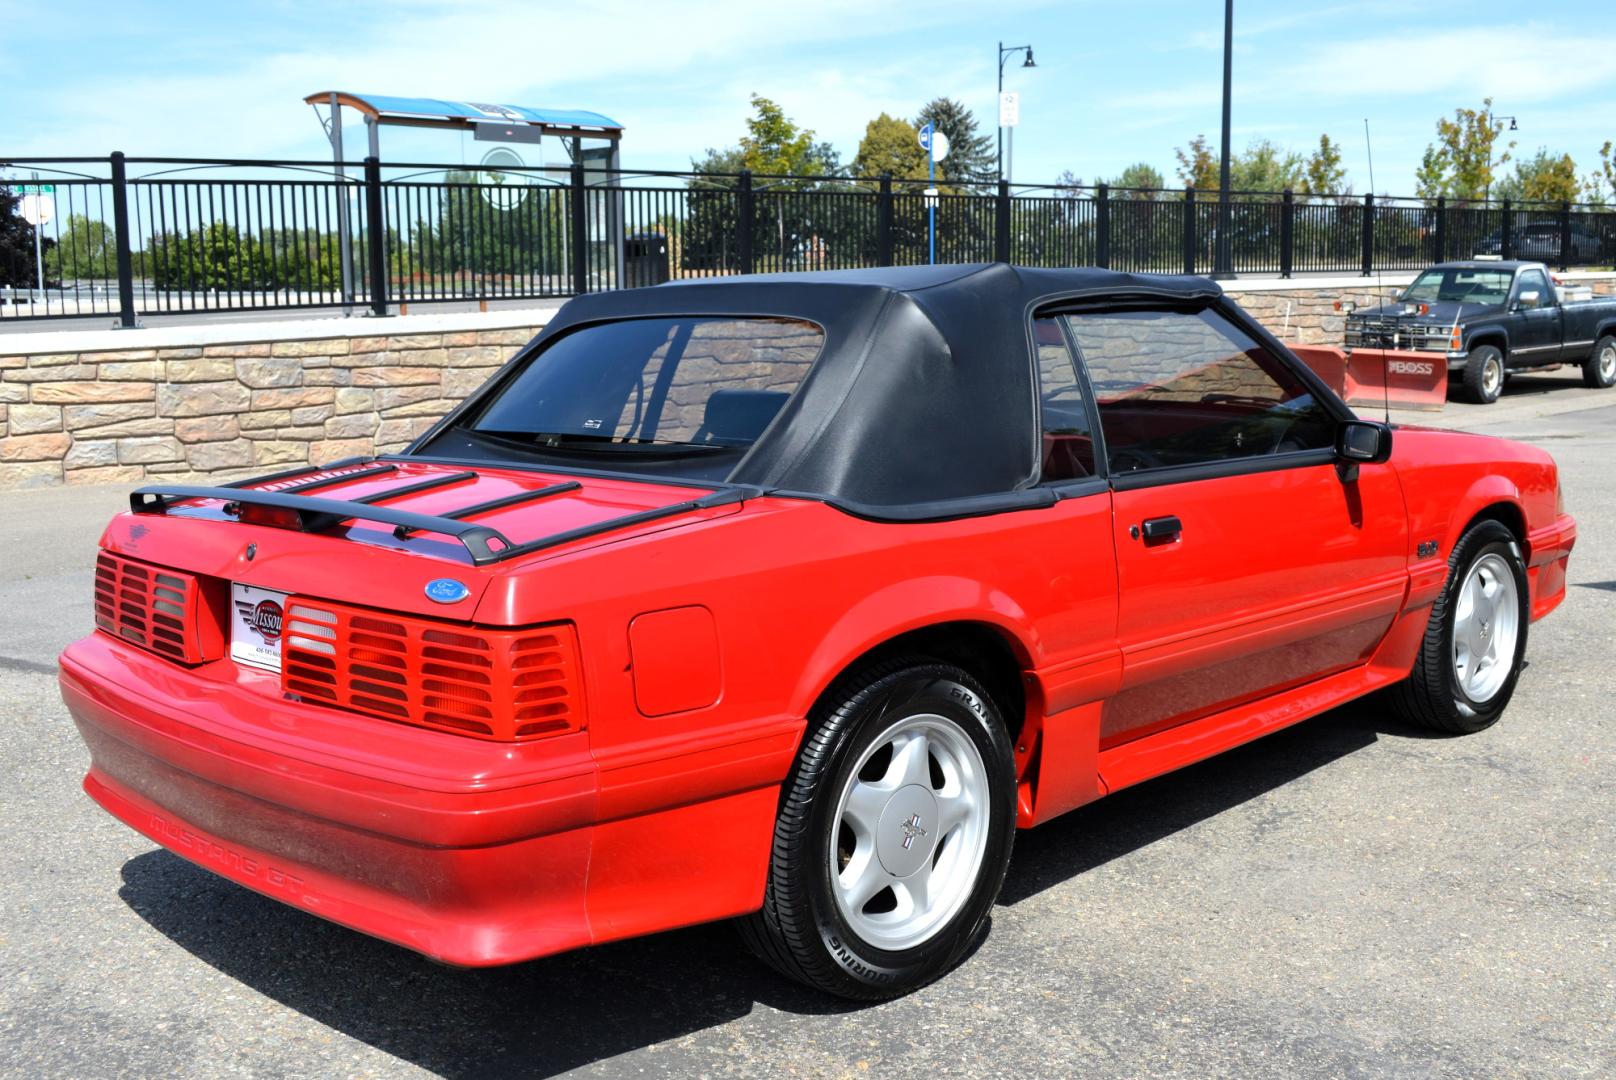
0,324 -> 541,489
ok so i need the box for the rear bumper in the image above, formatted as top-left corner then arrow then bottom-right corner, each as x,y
63,630 -> 794,964
62,633 -> 598,965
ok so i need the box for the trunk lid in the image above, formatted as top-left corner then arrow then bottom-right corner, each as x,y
106,459 -> 738,619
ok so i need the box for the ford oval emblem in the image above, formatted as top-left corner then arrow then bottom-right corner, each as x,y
424,578 -> 470,604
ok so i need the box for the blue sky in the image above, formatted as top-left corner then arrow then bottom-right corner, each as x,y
2,0 -> 1613,194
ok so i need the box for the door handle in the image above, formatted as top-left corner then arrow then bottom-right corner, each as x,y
1138,515 -> 1183,542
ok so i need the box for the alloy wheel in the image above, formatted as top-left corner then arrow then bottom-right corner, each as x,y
829,713 -> 991,952
1452,552 -> 1521,703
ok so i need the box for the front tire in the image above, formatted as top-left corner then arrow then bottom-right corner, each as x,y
1583,334 -> 1616,389
737,659 -> 1017,999
1387,521 -> 1529,734
1461,345 -> 1506,404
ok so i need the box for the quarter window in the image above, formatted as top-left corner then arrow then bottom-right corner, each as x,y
1062,307 -> 1334,473
1033,316 -> 1097,481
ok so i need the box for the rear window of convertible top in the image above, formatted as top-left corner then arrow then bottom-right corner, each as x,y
468,317 -> 826,455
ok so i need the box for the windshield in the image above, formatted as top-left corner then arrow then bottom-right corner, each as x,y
467,317 -> 824,455
1400,268 -> 1513,305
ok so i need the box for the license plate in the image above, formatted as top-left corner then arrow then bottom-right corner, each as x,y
230,584 -> 290,672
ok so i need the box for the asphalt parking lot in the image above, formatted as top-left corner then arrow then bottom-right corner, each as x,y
2,374 -> 1613,1080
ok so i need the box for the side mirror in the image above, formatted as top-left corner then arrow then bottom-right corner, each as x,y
1517,289 -> 1540,309
1337,420 -> 1393,465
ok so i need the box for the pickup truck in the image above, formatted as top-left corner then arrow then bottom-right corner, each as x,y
1343,260 -> 1616,403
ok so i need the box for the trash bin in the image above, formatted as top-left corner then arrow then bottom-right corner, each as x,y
623,232 -> 670,288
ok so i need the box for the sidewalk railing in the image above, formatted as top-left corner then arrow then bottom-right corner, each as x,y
3,153 -> 1614,323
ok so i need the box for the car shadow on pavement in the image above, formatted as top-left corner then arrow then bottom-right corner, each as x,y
119,851 -> 860,1078
999,700 -> 1409,905
1497,372 -> 1586,398
117,699 -> 1424,1078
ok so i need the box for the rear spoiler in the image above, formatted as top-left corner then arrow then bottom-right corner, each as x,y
128,459 -> 759,566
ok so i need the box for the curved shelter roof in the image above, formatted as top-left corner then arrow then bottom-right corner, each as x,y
304,91 -> 623,138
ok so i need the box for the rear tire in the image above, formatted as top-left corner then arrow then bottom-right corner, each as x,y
737,659 -> 1017,1000
1461,345 -> 1505,404
1387,520 -> 1529,734
1583,335 -> 1616,389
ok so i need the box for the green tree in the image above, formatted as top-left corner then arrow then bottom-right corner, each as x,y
1106,162 -> 1166,197
1414,97 -> 1515,202
738,94 -> 831,179
686,96 -> 850,273
1231,139 -> 1304,195
1300,135 -> 1347,197
1493,148 -> 1580,207
1174,134 -> 1219,196
1177,137 -> 1304,200
44,214 -> 116,280
427,171 -> 566,280
851,113 -> 928,181
0,184 -> 53,287
1582,140 -> 1614,206
149,223 -> 271,291
260,226 -> 342,290
914,97 -> 996,186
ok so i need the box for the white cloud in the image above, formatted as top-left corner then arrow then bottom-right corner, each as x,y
6,0 -> 1054,163
1264,23 -> 1616,103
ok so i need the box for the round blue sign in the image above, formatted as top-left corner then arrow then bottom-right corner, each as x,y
424,578 -> 471,604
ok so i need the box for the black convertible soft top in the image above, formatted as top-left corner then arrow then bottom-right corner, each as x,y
418,264 -> 1224,519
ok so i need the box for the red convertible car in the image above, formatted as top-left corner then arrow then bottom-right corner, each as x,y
61,264 -> 1576,999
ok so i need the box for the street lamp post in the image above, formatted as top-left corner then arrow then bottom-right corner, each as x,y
997,41 -> 1036,184
1484,112 -> 1519,203
1214,0 -> 1234,278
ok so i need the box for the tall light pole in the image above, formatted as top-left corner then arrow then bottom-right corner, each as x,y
1214,0 -> 1234,278
1484,111 -> 1518,202
997,42 -> 1036,184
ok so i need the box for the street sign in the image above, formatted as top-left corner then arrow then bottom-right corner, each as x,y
19,193 -> 54,226
15,183 -> 54,195
918,126 -> 950,163
999,91 -> 1021,128
917,125 -> 946,266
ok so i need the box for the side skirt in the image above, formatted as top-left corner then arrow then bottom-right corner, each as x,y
1093,602 -> 1432,796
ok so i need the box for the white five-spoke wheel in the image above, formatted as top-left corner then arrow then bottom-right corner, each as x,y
738,660 -> 1017,1000
1388,520 -> 1529,734
830,714 -> 990,952
1451,552 -> 1520,704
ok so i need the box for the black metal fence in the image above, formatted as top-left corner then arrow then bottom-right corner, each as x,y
4,152 -> 1615,324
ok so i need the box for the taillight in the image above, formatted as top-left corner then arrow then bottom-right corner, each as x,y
281,597 -> 584,741
94,552 -> 225,664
